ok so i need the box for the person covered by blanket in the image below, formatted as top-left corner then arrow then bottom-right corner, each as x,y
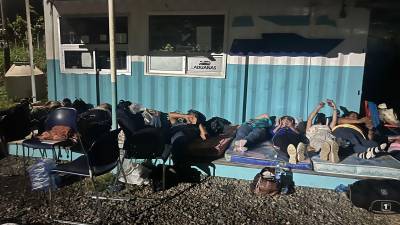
272,115 -> 307,164
332,111 -> 389,160
168,110 -> 208,169
306,100 -> 340,163
233,114 -> 273,152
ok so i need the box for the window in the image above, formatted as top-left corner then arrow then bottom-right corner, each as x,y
59,16 -> 129,74
147,15 -> 226,77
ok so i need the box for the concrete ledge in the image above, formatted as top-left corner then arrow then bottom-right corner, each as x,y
7,141 -> 358,190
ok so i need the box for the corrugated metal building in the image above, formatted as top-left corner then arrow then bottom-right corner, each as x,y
43,0 -> 369,124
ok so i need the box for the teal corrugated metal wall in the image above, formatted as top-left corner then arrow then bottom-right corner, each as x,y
47,60 -> 364,123
245,64 -> 364,120
47,60 -> 245,123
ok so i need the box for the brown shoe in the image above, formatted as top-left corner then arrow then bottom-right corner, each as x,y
320,142 -> 330,161
297,142 -> 306,162
329,141 -> 340,163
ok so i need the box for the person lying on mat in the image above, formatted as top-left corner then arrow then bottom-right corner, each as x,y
333,111 -> 389,160
271,115 -> 307,164
233,113 -> 273,152
306,100 -> 339,163
168,110 -> 208,168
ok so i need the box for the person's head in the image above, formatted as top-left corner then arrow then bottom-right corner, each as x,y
314,113 -> 326,125
61,98 -> 72,107
96,103 -> 112,112
344,111 -> 359,120
280,115 -> 295,127
45,101 -> 61,111
187,109 -> 206,125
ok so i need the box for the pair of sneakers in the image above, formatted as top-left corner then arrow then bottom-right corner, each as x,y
319,140 -> 340,163
287,142 -> 306,164
234,139 -> 248,152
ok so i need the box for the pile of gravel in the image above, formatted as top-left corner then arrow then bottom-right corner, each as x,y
1,156 -> 399,225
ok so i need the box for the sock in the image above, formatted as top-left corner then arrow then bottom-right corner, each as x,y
358,144 -> 386,159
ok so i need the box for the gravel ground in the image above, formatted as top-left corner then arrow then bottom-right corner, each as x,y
1,156 -> 399,225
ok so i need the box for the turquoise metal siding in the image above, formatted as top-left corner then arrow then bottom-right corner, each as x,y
246,64 -> 310,120
245,64 -> 364,120
48,60 -> 245,124
47,60 -> 364,123
308,65 -> 364,115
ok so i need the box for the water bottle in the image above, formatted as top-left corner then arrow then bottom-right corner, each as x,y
275,163 -> 281,181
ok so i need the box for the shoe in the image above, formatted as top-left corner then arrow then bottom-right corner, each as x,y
329,141 -> 340,163
296,142 -> 306,162
234,145 -> 248,153
320,142 -> 330,161
287,144 -> 297,164
234,139 -> 247,148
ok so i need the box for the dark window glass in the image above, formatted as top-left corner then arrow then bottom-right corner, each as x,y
96,51 -> 127,70
60,17 -> 128,44
64,51 -> 93,69
149,15 -> 224,53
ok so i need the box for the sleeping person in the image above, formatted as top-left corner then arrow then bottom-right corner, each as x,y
272,115 -> 306,164
233,113 -> 273,152
333,111 -> 388,160
306,100 -> 339,163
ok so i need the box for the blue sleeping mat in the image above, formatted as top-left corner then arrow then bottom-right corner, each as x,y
224,141 -> 312,170
312,154 -> 400,180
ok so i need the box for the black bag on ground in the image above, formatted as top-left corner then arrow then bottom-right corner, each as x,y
349,179 -> 400,214
204,117 -> 231,137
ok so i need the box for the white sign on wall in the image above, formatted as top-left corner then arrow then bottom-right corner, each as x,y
187,55 -> 222,73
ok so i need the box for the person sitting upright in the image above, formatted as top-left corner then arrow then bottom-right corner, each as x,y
233,113 -> 272,152
306,100 -> 339,163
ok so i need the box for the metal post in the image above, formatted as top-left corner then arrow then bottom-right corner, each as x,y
25,0 -> 37,102
108,0 -> 117,129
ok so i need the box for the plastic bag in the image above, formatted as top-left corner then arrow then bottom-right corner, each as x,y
27,159 -> 56,191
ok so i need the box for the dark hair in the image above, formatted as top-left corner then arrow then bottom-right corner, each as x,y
281,115 -> 295,124
187,109 -> 206,125
314,113 -> 326,125
344,111 -> 359,119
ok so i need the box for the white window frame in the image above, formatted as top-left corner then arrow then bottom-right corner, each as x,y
147,55 -> 186,75
58,15 -> 131,75
145,12 -> 228,78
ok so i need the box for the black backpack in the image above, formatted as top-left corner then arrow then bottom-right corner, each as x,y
205,117 -> 231,137
349,179 -> 400,214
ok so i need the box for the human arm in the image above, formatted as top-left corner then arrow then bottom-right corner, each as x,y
168,112 -> 190,125
337,116 -> 369,125
272,117 -> 282,134
306,102 -> 324,131
255,113 -> 269,119
199,124 -> 208,140
328,100 -> 337,129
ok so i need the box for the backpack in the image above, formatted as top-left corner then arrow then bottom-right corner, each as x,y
250,167 -> 280,196
205,117 -> 231,137
349,179 -> 400,214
